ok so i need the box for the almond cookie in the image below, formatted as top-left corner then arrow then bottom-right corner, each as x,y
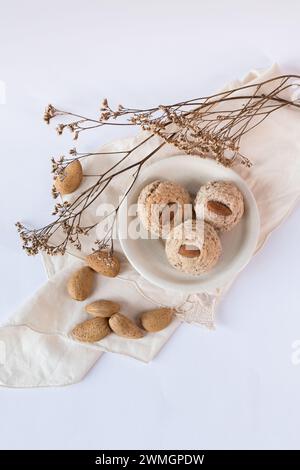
137,180 -> 191,238
165,219 -> 221,275
194,181 -> 244,232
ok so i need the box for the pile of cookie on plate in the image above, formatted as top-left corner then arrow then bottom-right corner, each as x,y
137,180 -> 245,275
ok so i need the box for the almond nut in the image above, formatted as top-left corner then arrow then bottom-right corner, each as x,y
67,266 -> 95,301
72,317 -> 110,343
55,160 -> 83,195
140,308 -> 174,333
207,200 -> 232,216
86,251 -> 120,277
85,300 -> 120,318
109,313 -> 144,339
178,244 -> 200,258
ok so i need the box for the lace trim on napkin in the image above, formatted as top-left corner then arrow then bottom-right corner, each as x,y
175,293 -> 218,329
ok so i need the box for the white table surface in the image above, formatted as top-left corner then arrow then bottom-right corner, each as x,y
1,0 -> 300,450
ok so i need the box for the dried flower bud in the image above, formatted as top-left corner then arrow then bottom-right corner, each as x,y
43,104 -> 56,124
51,185 -> 59,199
101,98 -> 108,110
56,124 -> 65,135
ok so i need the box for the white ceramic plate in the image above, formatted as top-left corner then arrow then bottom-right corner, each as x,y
118,155 -> 260,293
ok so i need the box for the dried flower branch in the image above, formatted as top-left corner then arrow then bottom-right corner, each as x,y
18,74 -> 300,256
44,75 -> 300,166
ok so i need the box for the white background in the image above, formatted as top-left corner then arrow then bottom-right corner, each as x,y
1,0 -> 300,450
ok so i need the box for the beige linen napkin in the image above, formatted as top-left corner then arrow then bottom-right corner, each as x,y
1,64 -> 300,387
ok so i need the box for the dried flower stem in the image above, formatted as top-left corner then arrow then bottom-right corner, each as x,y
18,74 -> 300,255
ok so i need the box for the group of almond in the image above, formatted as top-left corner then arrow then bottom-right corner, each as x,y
67,250 -> 174,343
55,159 -> 175,342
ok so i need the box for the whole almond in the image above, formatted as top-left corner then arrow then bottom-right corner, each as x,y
140,307 -> 174,333
85,300 -> 120,318
67,266 -> 95,301
207,200 -> 232,216
178,244 -> 200,258
109,313 -> 144,339
72,317 -> 110,343
55,160 -> 83,195
86,251 -> 120,277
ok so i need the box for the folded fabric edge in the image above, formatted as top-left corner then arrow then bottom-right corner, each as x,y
0,324 -> 103,388
2,317 -> 181,365
109,320 -> 182,364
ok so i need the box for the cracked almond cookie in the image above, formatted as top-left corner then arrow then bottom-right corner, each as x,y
137,180 -> 191,238
165,219 -> 221,275
194,181 -> 244,232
